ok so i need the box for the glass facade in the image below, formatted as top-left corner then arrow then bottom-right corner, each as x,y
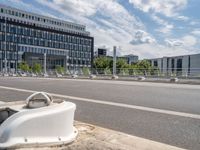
0,5 -> 94,72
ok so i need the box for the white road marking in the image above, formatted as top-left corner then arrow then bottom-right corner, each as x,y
0,85 -> 200,120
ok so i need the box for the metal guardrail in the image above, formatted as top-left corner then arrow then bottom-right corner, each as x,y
90,68 -> 200,78
1,68 -> 200,79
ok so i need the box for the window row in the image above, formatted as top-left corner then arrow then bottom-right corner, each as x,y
0,51 -> 17,59
68,59 -> 90,65
19,46 -> 91,59
0,7 -> 85,31
0,23 -> 92,45
0,37 -> 91,52
0,25 -> 92,45
0,42 -> 17,51
20,46 -> 67,56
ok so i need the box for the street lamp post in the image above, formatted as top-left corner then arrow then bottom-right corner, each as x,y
113,46 -> 117,76
44,53 -> 47,75
112,46 -> 118,80
4,14 -> 7,74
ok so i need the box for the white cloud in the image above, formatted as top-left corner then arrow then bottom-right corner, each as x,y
36,0 -> 159,58
2,0 -> 198,59
165,39 -> 184,47
165,35 -> 197,48
191,29 -> 200,36
152,15 -> 174,34
182,35 -> 197,46
129,0 -> 188,17
46,0 -> 97,17
176,16 -> 189,21
130,30 -> 156,45
190,21 -> 199,26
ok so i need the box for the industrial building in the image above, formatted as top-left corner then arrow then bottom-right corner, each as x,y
148,53 -> 200,76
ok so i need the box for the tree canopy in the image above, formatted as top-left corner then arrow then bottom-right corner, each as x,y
18,62 -> 31,72
93,57 -> 158,75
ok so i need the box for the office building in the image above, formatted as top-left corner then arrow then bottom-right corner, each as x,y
96,48 -> 107,57
123,54 -> 138,64
0,4 -> 94,73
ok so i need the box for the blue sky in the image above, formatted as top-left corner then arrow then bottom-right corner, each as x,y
1,0 -> 200,58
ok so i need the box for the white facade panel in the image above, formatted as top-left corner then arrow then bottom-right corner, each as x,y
190,54 -> 200,76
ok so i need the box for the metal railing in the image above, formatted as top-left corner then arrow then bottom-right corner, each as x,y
1,68 -> 200,79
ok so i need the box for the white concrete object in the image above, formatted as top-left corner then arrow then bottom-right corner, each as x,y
43,73 -> 49,77
72,74 -> 78,78
31,73 -> 37,77
112,75 -> 119,80
11,73 -> 17,77
3,73 -> 9,77
138,76 -> 146,81
19,72 -> 27,77
90,74 -> 96,79
0,92 -> 77,149
170,78 -> 179,83
56,72 -> 63,78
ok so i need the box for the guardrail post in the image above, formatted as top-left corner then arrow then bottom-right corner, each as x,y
44,53 -> 47,74
113,46 -> 116,76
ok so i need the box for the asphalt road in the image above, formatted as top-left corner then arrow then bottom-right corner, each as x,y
0,77 -> 200,150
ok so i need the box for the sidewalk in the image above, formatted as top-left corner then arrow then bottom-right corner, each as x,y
15,122 -> 185,150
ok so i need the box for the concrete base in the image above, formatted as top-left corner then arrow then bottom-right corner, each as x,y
72,74 -> 78,78
90,74 -> 96,79
138,76 -> 146,81
170,78 -> 179,82
112,75 -> 119,80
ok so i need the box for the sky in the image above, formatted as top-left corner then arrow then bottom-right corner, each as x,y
1,0 -> 200,59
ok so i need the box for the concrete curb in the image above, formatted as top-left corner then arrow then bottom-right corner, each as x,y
15,122 -> 185,150
1,76 -> 200,85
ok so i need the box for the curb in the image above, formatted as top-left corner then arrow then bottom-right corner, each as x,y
15,122 -> 185,150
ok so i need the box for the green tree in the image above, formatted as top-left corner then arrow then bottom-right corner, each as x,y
18,61 -> 31,72
82,67 -> 90,76
93,57 -> 111,69
32,63 -> 42,73
117,59 -> 128,69
136,60 -> 151,69
135,60 -> 153,76
104,67 -> 112,75
119,68 -> 130,76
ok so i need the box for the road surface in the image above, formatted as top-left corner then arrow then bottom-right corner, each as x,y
0,77 -> 200,150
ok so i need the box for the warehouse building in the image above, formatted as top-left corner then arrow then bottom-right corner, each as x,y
148,53 -> 200,76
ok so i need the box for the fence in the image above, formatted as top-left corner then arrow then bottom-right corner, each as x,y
91,68 -> 200,78
1,68 -> 200,78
